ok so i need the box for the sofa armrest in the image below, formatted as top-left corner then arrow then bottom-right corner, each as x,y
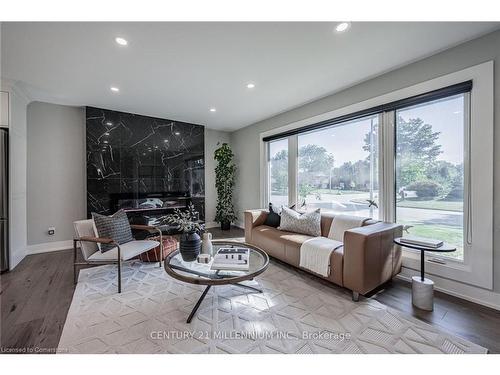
244,209 -> 269,243
342,222 -> 403,295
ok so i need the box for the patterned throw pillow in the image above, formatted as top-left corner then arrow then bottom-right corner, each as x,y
92,210 -> 134,252
278,207 -> 321,236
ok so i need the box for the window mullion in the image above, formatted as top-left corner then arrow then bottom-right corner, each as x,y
288,135 -> 298,206
380,110 -> 395,222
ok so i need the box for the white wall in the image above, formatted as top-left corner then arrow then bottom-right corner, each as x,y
26,102 -> 85,249
1,80 -> 29,269
231,29 -> 500,307
204,128 -> 231,227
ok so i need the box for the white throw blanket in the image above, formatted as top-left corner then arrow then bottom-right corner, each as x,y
299,237 -> 343,277
328,214 -> 369,241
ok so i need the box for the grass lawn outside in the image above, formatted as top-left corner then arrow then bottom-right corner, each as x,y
397,199 -> 463,212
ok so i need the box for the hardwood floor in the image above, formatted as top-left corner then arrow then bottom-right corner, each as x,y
1,226 -> 499,354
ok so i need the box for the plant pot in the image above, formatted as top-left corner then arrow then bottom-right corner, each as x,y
220,221 -> 231,231
179,231 -> 201,262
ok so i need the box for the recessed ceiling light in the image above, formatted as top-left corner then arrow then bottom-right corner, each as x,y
115,37 -> 128,46
209,108 -> 216,112
106,121 -> 113,126
335,22 -> 351,33
246,83 -> 255,89
163,139 -> 169,143
174,131 -> 180,136
104,132 -> 110,136
103,140 -> 108,144
110,86 -> 120,93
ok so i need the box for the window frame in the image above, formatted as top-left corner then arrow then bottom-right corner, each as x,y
389,92 -> 470,264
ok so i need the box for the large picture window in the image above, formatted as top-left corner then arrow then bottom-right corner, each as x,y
297,115 -> 379,218
264,83 -> 472,263
395,94 -> 466,260
267,138 -> 288,207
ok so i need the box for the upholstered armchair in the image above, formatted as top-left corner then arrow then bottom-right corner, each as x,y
73,220 -> 163,293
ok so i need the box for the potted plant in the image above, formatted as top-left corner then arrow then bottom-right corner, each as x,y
214,143 -> 237,230
158,203 -> 204,262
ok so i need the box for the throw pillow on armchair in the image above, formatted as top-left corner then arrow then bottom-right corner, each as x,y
92,210 -> 134,252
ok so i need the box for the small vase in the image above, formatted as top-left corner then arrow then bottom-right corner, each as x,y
179,231 -> 201,262
220,221 -> 231,231
201,232 -> 213,256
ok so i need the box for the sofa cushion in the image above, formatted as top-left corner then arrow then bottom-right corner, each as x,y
278,207 -> 321,236
263,203 -> 281,228
252,225 -> 313,265
273,230 -> 344,286
87,240 -> 159,261
250,226 -> 289,261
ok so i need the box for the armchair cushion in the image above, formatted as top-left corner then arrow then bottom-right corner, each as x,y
92,210 -> 134,252
87,240 -> 160,262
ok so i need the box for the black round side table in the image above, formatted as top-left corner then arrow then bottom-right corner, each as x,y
394,237 -> 456,311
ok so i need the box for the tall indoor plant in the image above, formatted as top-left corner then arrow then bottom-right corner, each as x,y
214,143 -> 237,230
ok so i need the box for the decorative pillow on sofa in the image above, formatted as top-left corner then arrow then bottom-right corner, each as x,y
327,214 -> 370,242
278,207 -> 321,237
92,210 -> 134,252
263,203 -> 281,228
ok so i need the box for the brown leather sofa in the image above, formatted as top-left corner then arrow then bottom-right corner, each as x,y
244,209 -> 403,301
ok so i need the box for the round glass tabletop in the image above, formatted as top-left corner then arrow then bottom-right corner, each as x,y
394,237 -> 456,252
164,240 -> 269,286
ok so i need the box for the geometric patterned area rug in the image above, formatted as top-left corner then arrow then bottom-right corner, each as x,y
58,260 -> 487,354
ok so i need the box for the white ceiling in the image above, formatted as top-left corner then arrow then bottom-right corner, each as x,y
2,22 -> 499,131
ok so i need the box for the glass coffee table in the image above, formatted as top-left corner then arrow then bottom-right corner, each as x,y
163,240 -> 269,323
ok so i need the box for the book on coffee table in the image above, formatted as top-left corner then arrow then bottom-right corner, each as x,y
400,236 -> 443,248
210,247 -> 250,271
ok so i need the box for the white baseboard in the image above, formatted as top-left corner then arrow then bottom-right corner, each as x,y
9,248 -> 26,270
398,267 -> 500,311
27,240 -> 75,255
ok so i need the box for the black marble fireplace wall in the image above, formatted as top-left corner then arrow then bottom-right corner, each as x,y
86,106 -> 205,219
